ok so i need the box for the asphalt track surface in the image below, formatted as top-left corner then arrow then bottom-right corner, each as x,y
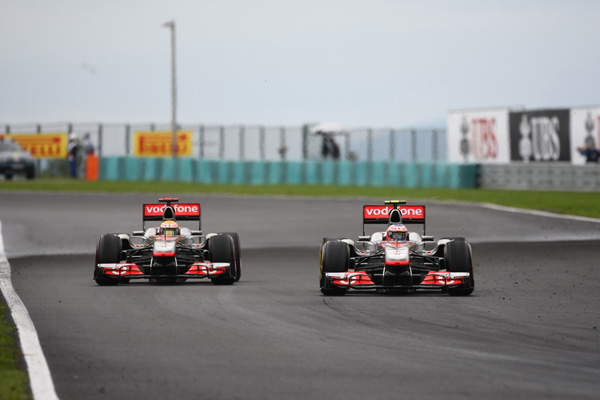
2,192 -> 600,399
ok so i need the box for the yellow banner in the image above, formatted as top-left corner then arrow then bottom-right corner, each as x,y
2,133 -> 68,159
133,131 -> 192,157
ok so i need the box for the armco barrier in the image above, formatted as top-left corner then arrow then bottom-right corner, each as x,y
480,163 -> 600,192
99,157 -> 479,189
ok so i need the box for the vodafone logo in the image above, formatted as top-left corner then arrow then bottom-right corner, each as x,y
365,206 -> 393,216
363,205 -> 425,219
401,208 -> 424,217
145,205 -> 165,214
144,203 -> 200,217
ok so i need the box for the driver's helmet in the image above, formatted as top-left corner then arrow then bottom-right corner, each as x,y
159,220 -> 180,236
386,224 -> 408,241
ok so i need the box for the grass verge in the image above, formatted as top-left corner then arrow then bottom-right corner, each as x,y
1,178 -> 600,219
0,301 -> 30,400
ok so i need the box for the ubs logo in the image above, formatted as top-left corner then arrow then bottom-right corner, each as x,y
459,116 -> 498,161
518,115 -> 561,162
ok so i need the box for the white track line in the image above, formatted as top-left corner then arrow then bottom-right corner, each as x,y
475,202 -> 600,224
0,220 -> 59,400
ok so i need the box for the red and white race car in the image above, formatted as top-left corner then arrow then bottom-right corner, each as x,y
319,200 -> 474,296
94,198 -> 241,285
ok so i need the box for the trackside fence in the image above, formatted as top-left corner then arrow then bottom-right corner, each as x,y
2,123 -> 446,163
7,122 -> 597,191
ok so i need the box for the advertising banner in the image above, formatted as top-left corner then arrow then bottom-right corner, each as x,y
133,131 -> 192,157
509,109 -> 570,163
447,109 -> 510,163
570,106 -> 600,165
4,133 -> 68,159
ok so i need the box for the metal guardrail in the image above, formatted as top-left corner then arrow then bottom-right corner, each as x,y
480,163 -> 600,192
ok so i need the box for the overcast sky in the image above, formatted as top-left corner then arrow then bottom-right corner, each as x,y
1,0 -> 598,128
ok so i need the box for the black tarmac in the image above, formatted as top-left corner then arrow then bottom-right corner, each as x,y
2,192 -> 599,399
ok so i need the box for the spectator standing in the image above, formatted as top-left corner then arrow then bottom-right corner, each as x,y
67,133 -> 79,178
82,132 -> 95,177
320,133 -> 341,160
577,145 -> 600,163
83,132 -> 95,156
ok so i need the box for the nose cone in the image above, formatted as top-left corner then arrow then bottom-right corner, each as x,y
153,240 -> 176,257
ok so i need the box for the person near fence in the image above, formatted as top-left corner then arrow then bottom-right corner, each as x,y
67,133 -> 80,178
82,132 -> 95,177
83,132 -> 95,156
577,145 -> 599,163
321,133 -> 340,160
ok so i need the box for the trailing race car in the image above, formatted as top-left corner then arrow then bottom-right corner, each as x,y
319,200 -> 474,296
94,198 -> 241,285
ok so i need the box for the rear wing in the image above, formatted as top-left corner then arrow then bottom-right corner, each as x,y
362,200 -> 426,235
142,198 -> 201,230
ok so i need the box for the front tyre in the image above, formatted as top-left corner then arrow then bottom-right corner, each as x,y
209,234 -> 236,285
444,239 -> 474,296
219,232 -> 241,282
94,234 -> 122,286
320,240 -> 349,296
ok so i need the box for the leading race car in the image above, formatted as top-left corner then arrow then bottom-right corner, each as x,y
94,198 -> 241,285
319,200 -> 474,296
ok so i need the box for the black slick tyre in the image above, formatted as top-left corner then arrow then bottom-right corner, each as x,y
444,239 -> 474,296
320,240 -> 349,296
94,234 -> 122,286
209,234 -> 236,285
219,232 -> 241,282
322,237 -> 345,245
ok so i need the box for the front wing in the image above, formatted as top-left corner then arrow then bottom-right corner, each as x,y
325,271 -> 470,291
96,261 -> 230,279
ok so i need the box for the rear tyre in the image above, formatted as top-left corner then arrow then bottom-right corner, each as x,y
209,234 -> 236,285
320,240 -> 349,296
444,239 -> 474,296
219,232 -> 241,282
94,234 -> 122,286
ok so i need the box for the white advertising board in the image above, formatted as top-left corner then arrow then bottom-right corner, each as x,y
570,106 -> 600,165
447,109 -> 510,163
